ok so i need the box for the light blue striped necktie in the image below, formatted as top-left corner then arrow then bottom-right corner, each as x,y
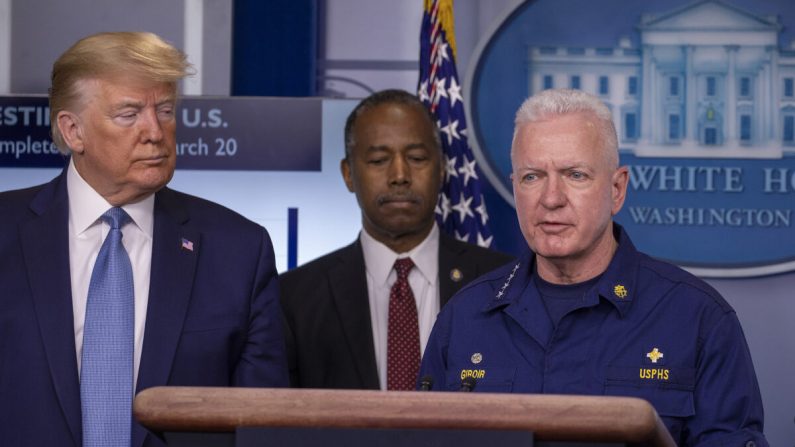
81,207 -> 134,447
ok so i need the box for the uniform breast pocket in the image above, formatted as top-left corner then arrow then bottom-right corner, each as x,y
604,366 -> 696,443
446,366 -> 516,392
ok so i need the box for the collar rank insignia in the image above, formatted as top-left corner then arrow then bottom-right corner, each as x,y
613,284 -> 628,299
646,347 -> 664,363
496,262 -> 521,299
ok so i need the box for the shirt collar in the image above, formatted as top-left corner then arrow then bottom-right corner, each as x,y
592,223 -> 640,318
483,251 -> 532,312
360,224 -> 440,287
66,158 -> 155,239
482,223 -> 640,318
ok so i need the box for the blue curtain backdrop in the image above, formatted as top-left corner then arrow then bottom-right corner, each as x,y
232,0 -> 317,96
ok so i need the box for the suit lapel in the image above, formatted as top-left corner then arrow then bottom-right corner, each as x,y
133,188 -> 199,447
438,234 -> 472,307
328,242 -> 380,389
21,173 -> 82,446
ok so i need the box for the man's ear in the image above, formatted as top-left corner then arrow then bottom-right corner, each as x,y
611,166 -> 630,216
340,157 -> 355,193
56,111 -> 85,154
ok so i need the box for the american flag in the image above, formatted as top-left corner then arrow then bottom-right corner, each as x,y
181,238 -> 194,252
418,0 -> 494,248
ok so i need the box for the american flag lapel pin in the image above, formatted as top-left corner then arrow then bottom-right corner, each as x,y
180,237 -> 194,252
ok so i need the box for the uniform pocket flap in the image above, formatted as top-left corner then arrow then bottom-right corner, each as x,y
604,383 -> 695,417
604,366 -> 696,417
446,366 -> 516,392
606,365 -> 696,388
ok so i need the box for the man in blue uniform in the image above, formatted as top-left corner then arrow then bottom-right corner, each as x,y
419,88 -> 767,446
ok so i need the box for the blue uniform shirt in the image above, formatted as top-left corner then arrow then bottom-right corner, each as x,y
419,225 -> 767,446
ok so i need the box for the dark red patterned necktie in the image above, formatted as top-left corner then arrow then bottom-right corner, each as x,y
387,257 -> 420,390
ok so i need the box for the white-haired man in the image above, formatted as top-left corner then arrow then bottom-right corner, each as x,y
419,88 -> 767,446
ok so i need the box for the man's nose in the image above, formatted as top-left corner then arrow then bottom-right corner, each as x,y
140,108 -> 164,143
539,176 -> 566,209
389,155 -> 410,185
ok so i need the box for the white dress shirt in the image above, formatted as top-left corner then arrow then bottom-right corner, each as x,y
360,224 -> 440,390
67,160 -> 153,387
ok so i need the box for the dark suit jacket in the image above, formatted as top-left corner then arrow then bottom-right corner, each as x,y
279,234 -> 513,389
0,171 -> 288,447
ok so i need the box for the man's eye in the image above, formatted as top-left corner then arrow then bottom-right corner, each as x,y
367,158 -> 387,165
157,111 -> 174,121
114,113 -> 137,123
570,171 -> 586,180
522,173 -> 537,182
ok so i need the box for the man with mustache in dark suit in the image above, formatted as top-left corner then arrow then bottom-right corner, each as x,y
280,89 -> 512,390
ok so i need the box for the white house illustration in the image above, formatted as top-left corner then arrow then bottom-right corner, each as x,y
527,0 -> 795,158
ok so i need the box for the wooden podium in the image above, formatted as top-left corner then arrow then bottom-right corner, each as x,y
134,387 -> 675,447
